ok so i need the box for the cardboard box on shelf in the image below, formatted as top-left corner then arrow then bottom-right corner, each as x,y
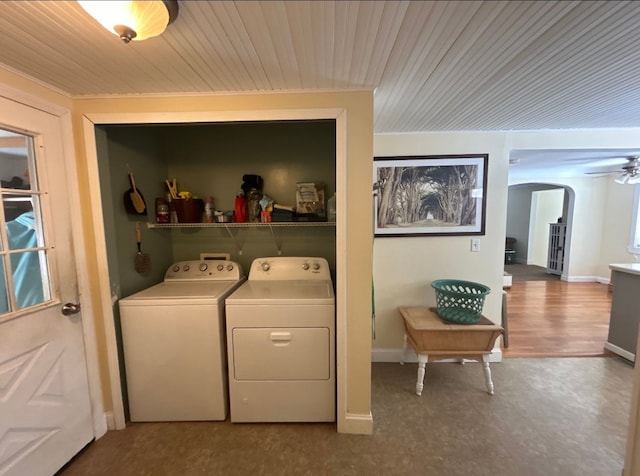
296,182 -> 325,219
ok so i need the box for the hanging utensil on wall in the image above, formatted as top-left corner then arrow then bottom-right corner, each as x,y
124,164 -> 147,215
134,222 -> 151,274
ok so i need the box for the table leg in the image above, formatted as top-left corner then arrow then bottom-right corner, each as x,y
416,354 -> 428,396
400,333 -> 408,365
482,354 -> 494,395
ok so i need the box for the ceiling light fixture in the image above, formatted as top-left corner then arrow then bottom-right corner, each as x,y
615,170 -> 640,185
78,0 -> 179,43
587,156 -> 640,184
618,158 -> 640,185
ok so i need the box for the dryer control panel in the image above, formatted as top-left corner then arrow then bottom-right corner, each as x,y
164,260 -> 244,281
248,257 -> 331,281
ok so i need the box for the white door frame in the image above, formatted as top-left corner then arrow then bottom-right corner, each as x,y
0,83 -> 107,439
81,109 -> 348,431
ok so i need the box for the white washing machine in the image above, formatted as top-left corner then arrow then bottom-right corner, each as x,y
118,259 -> 245,422
225,256 -> 335,423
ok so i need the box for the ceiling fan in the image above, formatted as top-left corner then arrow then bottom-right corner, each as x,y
586,156 -> 640,184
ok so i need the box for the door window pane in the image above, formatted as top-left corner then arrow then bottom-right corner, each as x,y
5,198 -> 40,250
10,251 -> 48,309
0,128 -> 51,315
4,193 -> 35,225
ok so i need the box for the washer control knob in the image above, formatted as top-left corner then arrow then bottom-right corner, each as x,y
312,262 -> 320,271
199,263 -> 208,272
182,264 -> 190,272
302,262 -> 310,270
173,265 -> 180,273
226,264 -> 234,271
261,262 -> 270,272
217,264 -> 224,271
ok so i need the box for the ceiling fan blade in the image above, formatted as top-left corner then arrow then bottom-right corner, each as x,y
566,155 -> 637,162
585,170 -> 620,175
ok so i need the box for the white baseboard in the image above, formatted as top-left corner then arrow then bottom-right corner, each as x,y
338,411 -> 373,435
564,275 -> 599,282
372,348 -> 502,363
105,411 -> 116,431
604,342 -> 635,362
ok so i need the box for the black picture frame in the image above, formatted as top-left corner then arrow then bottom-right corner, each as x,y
373,154 -> 488,237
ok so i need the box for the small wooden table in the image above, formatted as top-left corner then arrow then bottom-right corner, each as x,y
399,307 -> 503,396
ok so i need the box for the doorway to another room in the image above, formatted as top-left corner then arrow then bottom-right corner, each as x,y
503,183 -> 613,358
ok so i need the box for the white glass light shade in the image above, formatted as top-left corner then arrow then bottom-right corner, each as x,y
615,174 -> 629,184
78,1 -> 172,42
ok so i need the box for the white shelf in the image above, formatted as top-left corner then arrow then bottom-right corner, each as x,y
146,221 -> 335,229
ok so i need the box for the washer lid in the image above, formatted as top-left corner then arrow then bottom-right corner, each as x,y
225,280 -> 334,305
121,280 -> 244,301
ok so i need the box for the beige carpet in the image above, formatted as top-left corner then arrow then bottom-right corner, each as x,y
58,357 -> 632,476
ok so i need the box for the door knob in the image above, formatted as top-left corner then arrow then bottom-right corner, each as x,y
61,302 -> 81,315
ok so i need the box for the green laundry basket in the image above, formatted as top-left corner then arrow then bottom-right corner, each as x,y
431,279 -> 491,324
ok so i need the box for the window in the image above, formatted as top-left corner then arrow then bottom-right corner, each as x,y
0,128 -> 51,316
629,184 -> 640,256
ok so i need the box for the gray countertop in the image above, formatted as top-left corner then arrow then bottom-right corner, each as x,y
609,263 -> 640,276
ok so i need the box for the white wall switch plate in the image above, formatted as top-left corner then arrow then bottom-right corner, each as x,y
471,238 -> 480,252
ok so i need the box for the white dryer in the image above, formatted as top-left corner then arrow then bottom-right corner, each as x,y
118,260 -> 245,422
225,256 -> 335,423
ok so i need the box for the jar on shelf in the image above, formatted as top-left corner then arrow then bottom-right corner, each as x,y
246,188 -> 262,223
155,197 -> 170,223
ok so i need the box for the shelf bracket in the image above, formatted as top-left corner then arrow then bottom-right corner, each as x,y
268,224 -> 282,255
223,224 -> 244,255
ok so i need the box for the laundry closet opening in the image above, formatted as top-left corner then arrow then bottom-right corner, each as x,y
94,119 -> 337,419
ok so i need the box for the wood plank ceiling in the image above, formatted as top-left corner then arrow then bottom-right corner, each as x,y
0,1 -> 639,134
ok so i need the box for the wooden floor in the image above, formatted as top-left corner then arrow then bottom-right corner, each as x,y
502,280 -> 615,358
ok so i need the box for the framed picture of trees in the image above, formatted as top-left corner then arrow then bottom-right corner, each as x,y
373,154 -> 488,236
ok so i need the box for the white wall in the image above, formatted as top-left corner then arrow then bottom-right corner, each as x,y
599,182 -> 638,279
373,128 -> 640,358
373,132 -> 509,356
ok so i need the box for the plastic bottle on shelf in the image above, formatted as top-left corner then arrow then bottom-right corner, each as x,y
234,193 -> 247,223
204,196 -> 215,223
327,193 -> 336,222
246,188 -> 262,223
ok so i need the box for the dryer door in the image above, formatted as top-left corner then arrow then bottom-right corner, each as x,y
232,327 -> 330,380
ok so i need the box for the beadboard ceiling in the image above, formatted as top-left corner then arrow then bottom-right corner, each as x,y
1,1 -> 640,178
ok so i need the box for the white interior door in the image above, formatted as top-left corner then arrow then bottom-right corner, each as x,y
0,97 -> 94,476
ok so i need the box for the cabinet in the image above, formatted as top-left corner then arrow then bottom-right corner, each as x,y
606,265 -> 640,361
546,223 -> 566,275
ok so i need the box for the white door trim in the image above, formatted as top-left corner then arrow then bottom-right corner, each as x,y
81,108 -> 350,431
0,82 -> 106,439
